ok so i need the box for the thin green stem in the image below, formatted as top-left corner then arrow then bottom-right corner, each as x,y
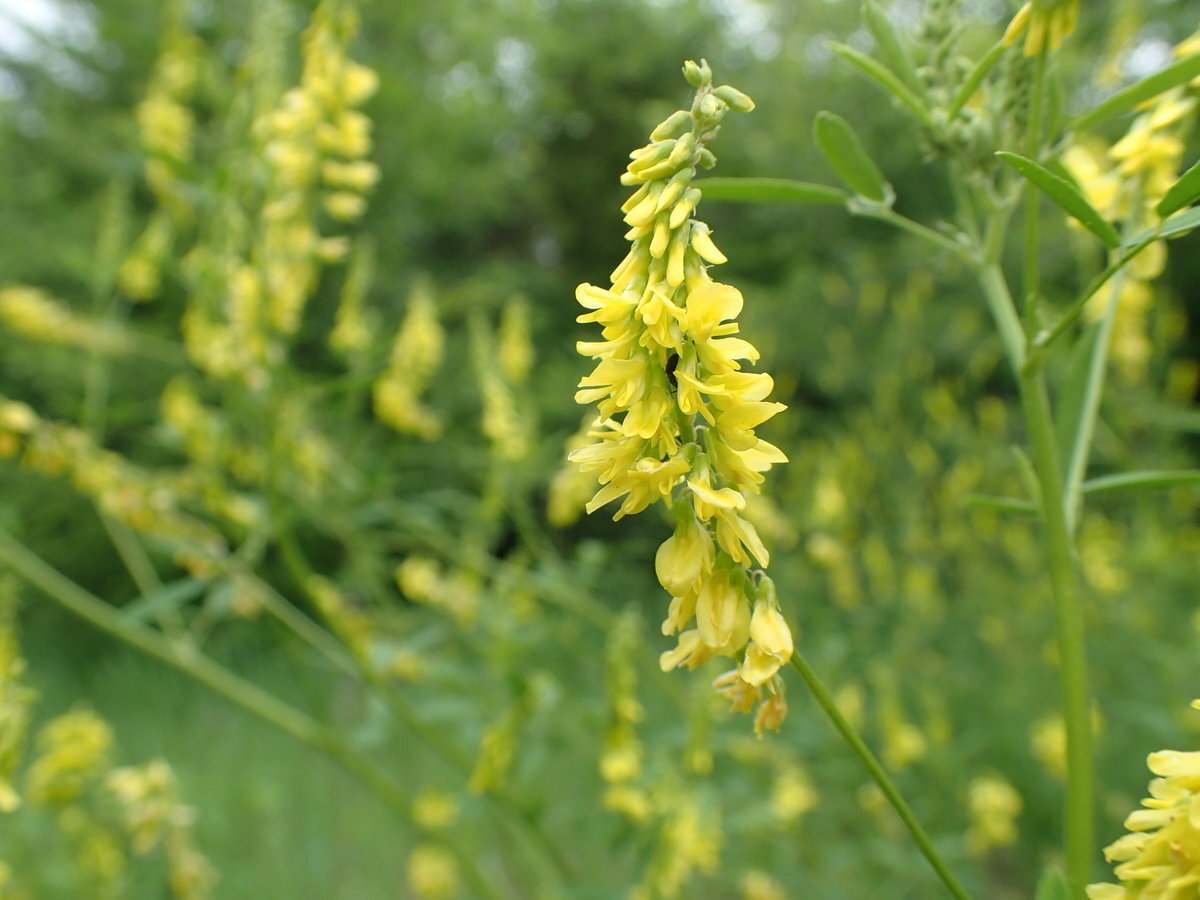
852,205 -> 969,257
977,264 -> 1027,372
0,529 -> 508,900
978,270 -> 1094,895
1017,368 -> 1094,895
789,651 -> 972,900
1036,236 -> 1156,352
1022,49 -> 1048,316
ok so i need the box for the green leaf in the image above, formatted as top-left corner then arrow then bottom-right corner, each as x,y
996,151 -> 1121,248
1074,52 -> 1200,132
1056,322 -> 1102,467
863,1 -> 922,93
829,43 -> 930,125
814,111 -> 891,204
964,494 -> 1037,515
1083,470 -> 1200,497
697,177 -> 847,205
1010,445 -> 1042,507
1035,865 -> 1069,900
1124,207 -> 1200,246
949,40 -> 1007,118
1156,156 -> 1200,218
120,577 -> 209,623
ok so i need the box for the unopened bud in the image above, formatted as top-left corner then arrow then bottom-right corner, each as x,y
650,109 -> 692,142
682,59 -> 707,87
714,84 -> 755,112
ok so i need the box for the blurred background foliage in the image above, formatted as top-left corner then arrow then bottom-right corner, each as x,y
0,0 -> 1198,897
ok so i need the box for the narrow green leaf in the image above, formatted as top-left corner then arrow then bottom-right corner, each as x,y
697,177 -> 847,205
1035,865 -> 1069,900
829,43 -> 930,125
1123,207 -> 1200,246
863,1 -> 922,93
1011,445 -> 1042,507
814,111 -> 891,203
1156,156 -> 1200,218
964,494 -> 1037,515
1150,406 -> 1200,433
949,40 -> 1007,118
1056,322 -> 1102,468
997,151 -> 1121,248
1074,52 -> 1200,132
1083,470 -> 1200,497
120,577 -> 209,623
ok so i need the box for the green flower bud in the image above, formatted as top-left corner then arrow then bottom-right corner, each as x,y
713,85 -> 755,112
650,109 -> 692,142
682,59 -> 711,88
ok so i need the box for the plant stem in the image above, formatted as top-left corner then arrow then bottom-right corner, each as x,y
976,264 -> 1026,371
0,529 -> 509,900
1022,48 -> 1049,316
978,269 -> 1094,895
854,205 -> 969,257
1017,366 -> 1094,895
789,651 -> 972,900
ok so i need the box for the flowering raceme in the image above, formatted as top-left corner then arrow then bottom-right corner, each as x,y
571,61 -> 791,732
1088,700 -> 1200,899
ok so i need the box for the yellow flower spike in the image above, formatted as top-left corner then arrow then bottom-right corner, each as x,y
1088,701 -> 1200,897
572,63 -> 790,729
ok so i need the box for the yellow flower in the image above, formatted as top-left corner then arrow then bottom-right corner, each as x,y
740,583 -> 794,687
408,845 -> 459,900
965,774 -> 1023,855
1003,0 -> 1080,56
572,62 -> 791,730
1089,712 -> 1200,899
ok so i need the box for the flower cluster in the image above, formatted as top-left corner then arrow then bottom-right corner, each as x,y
256,0 -> 379,334
1003,0 -> 1081,56
107,761 -> 216,899
1088,701 -> 1200,899
119,8 -> 204,300
0,285 -> 126,354
571,61 -> 792,730
1064,30 -> 1199,382
373,280 -> 445,440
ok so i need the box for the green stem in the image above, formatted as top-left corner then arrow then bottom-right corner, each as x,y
0,529 -> 508,900
789,652 -> 972,900
1036,236 -> 1156,351
978,270 -> 1094,895
977,264 -> 1027,371
1022,49 -> 1048,316
854,205 -> 969,257
1018,368 -> 1094,895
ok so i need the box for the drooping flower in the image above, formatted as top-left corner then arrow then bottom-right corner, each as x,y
571,61 -> 791,729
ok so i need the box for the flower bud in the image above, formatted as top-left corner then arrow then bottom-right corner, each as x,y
650,109 -> 692,142
714,84 -> 755,112
682,59 -> 710,88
